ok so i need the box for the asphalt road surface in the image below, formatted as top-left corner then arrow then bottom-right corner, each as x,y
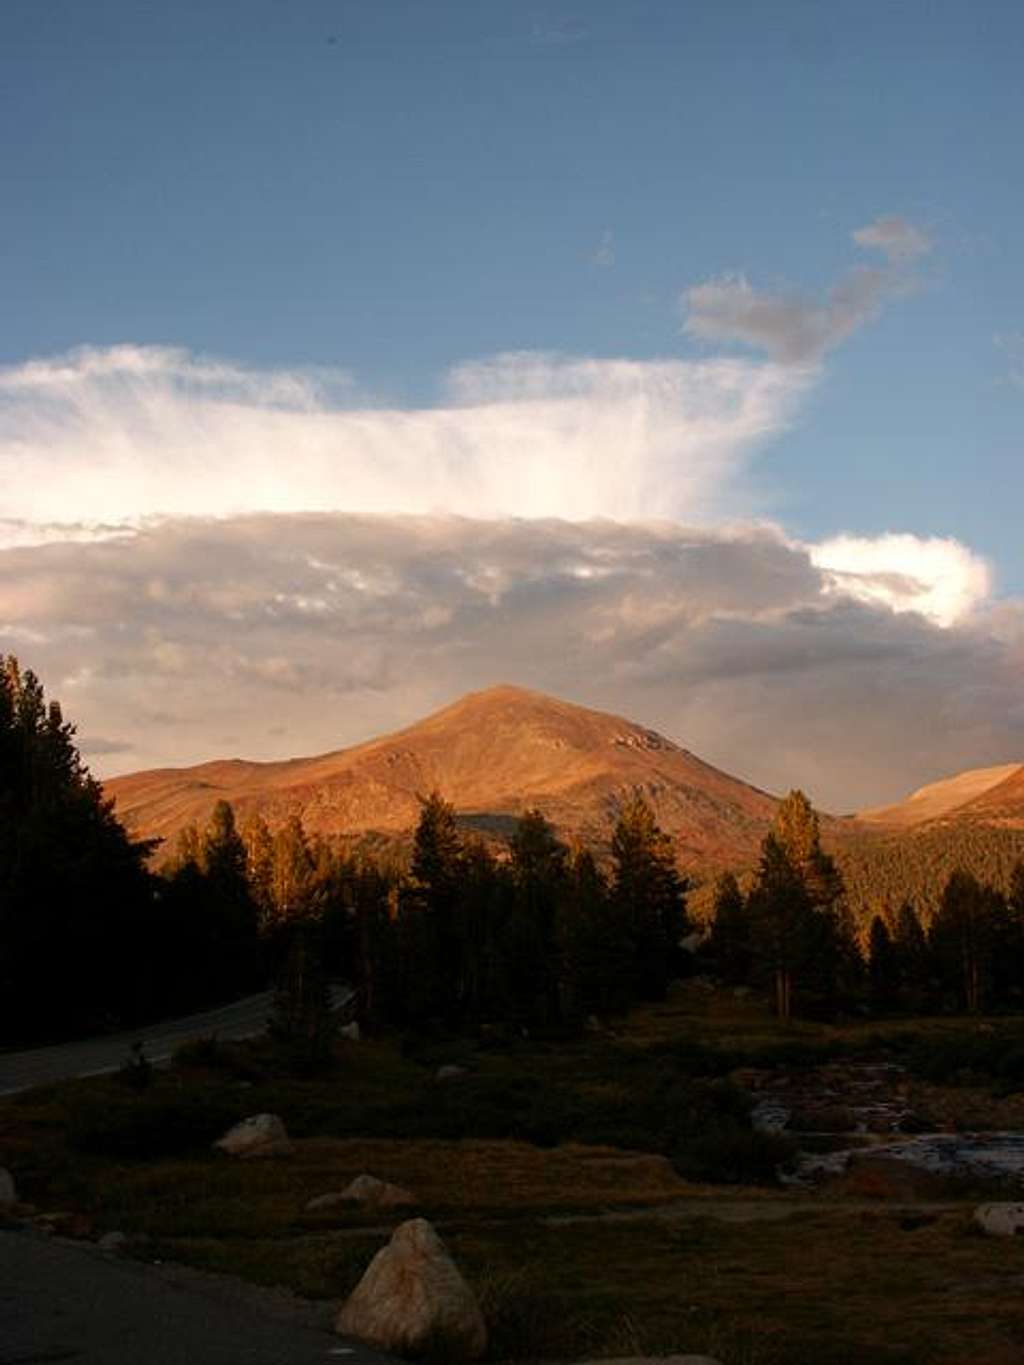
0,987 -> 353,1097
0,1228 -> 392,1365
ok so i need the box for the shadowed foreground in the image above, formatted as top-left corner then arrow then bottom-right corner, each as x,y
0,1228 -> 391,1365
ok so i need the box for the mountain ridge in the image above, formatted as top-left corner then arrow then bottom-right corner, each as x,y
104,683 -> 779,868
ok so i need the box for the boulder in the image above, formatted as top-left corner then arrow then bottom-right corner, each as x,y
98,1230 -> 130,1254
213,1113 -> 292,1159
975,1202 -> 1024,1236
0,1168 -> 17,1206
436,1064 -> 467,1082
307,1174 -> 416,1212
336,1217 -> 487,1358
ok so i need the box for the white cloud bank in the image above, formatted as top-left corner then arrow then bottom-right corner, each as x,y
811,534 -> 992,629
0,345 -> 807,533
0,514 -> 1017,810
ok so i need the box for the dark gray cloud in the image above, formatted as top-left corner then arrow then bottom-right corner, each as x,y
1,513 -> 1019,810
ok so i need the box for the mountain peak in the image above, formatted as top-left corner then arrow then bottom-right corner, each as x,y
105,684 -> 779,868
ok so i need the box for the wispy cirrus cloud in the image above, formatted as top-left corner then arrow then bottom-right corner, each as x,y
852,215 -> 932,262
683,216 -> 931,364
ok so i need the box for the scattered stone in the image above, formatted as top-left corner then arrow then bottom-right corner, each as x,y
213,1113 -> 292,1159
975,1202 -> 1024,1237
336,1217 -> 487,1358
340,1021 -> 361,1041
98,1230 -> 130,1254
306,1175 -> 416,1212
0,1168 -> 17,1206
435,1064 -> 467,1082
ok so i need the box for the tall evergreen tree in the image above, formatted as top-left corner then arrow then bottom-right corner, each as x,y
747,833 -> 812,1021
929,869 -> 1001,1013
507,809 -> 568,1028
0,656 -> 155,1041
706,871 -> 752,985
610,793 -> 689,1001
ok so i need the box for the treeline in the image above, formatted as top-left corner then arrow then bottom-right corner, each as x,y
704,795 -> 1024,1017
6,653 -> 1024,1047
0,654 -> 692,1045
831,822 -> 1024,929
165,788 -> 691,1042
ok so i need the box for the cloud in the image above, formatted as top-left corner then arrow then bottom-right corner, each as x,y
590,229 -> 615,269
0,345 -> 810,538
852,216 -> 932,262
531,17 -> 588,45
0,513 -> 1017,810
683,217 -> 930,364
810,534 -> 991,628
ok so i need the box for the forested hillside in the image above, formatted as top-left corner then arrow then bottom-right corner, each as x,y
830,822 -> 1024,928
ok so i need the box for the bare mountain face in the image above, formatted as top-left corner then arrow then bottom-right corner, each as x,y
104,685 -> 779,868
857,763 -> 1024,830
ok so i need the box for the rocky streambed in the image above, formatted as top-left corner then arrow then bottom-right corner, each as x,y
740,1058 -> 1024,1188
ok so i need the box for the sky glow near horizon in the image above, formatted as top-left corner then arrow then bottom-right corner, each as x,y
1,1 -> 1022,809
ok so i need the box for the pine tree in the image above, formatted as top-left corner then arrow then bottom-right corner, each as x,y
610,792 -> 689,1001
929,869 -> 1001,1013
400,790 -> 466,1024
706,871 -> 751,984
0,656 -> 155,1041
868,915 -> 899,1012
507,809 -> 568,1028
761,790 -> 857,1015
747,833 -> 812,1021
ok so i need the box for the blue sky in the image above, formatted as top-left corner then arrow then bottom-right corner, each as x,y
0,1 -> 1022,804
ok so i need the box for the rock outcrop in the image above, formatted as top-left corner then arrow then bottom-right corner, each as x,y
213,1113 -> 292,1159
336,1217 -> 487,1358
306,1174 -> 416,1212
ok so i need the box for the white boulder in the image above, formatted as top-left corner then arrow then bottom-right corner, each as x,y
213,1113 -> 292,1159
307,1174 -> 416,1212
974,1202 -> 1024,1236
436,1064 -> 467,1081
336,1217 -> 487,1358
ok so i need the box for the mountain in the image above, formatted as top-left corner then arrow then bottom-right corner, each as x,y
104,684 -> 779,868
835,761 -> 1024,927
857,763 -> 1024,829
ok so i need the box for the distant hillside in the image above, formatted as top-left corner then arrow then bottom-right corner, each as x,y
830,822 -> 1024,928
105,684 -> 779,869
858,763 -> 1024,829
836,760 -> 1024,926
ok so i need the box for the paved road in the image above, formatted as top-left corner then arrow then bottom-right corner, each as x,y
0,987 -> 353,1097
0,1228 -> 391,1365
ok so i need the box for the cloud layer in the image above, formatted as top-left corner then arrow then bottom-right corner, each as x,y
1,513 -> 1017,811
0,345 -> 808,534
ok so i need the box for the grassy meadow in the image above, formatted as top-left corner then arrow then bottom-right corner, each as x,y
5,984 -> 1024,1365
